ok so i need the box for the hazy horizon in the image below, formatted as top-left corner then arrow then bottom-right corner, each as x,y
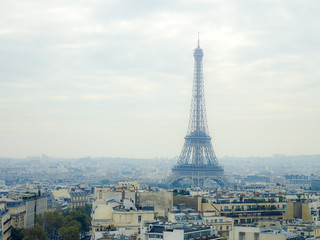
1,1 -> 320,158
1,153 -> 320,161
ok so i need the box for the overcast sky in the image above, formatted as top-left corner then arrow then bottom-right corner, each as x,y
1,0 -> 320,159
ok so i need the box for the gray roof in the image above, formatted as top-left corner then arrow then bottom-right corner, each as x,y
69,191 -> 87,197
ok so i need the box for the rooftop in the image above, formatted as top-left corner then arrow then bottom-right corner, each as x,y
147,222 -> 211,234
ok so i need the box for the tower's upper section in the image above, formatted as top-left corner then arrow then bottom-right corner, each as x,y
186,40 -> 210,137
194,34 -> 204,59
193,44 -> 204,59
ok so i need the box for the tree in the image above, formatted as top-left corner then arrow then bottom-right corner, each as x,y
66,220 -> 81,230
22,224 -> 48,240
78,204 -> 92,217
36,211 -> 63,239
11,228 -> 24,240
59,226 -> 80,240
64,210 -> 90,233
35,206 -> 91,239
173,189 -> 190,196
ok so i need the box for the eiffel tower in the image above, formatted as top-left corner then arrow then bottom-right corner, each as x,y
169,38 -> 227,187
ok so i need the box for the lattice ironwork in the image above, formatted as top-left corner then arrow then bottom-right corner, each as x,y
177,40 -> 219,167
170,38 -> 226,187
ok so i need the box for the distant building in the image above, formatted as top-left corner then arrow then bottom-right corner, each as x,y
142,222 -> 219,240
69,191 -> 88,209
24,197 -> 47,228
284,175 -> 310,189
283,202 -> 315,222
285,175 -> 309,183
257,220 -> 281,228
167,208 -> 232,238
314,226 -> 320,238
117,181 -> 140,191
243,175 -> 271,184
1,195 -> 47,229
198,197 -> 287,225
168,212 -> 203,224
51,188 -> 88,210
91,198 -> 155,238
0,204 -> 11,240
92,229 -> 135,240
202,213 -> 233,238
94,188 -> 136,206
137,192 -> 173,218
286,222 -> 314,238
94,187 -> 173,218
311,177 -> 320,191
5,199 -> 25,229
230,226 -> 304,240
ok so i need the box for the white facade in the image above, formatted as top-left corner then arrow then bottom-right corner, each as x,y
163,229 -> 184,240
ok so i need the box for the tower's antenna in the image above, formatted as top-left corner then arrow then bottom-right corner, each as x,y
198,32 -> 200,47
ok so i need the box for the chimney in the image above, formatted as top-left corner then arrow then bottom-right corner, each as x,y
122,190 -> 125,200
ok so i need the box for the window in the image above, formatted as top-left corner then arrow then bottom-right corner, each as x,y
239,232 -> 245,240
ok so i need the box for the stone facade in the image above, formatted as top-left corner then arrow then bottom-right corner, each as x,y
283,202 -> 313,222
137,192 -> 173,217
0,209 -> 12,240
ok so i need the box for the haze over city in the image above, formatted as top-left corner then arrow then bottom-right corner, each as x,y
1,0 -> 320,158
2,2 -> 320,240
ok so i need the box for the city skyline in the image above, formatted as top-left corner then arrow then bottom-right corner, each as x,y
1,1 -> 320,158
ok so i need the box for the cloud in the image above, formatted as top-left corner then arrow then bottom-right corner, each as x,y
0,0 -> 320,157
